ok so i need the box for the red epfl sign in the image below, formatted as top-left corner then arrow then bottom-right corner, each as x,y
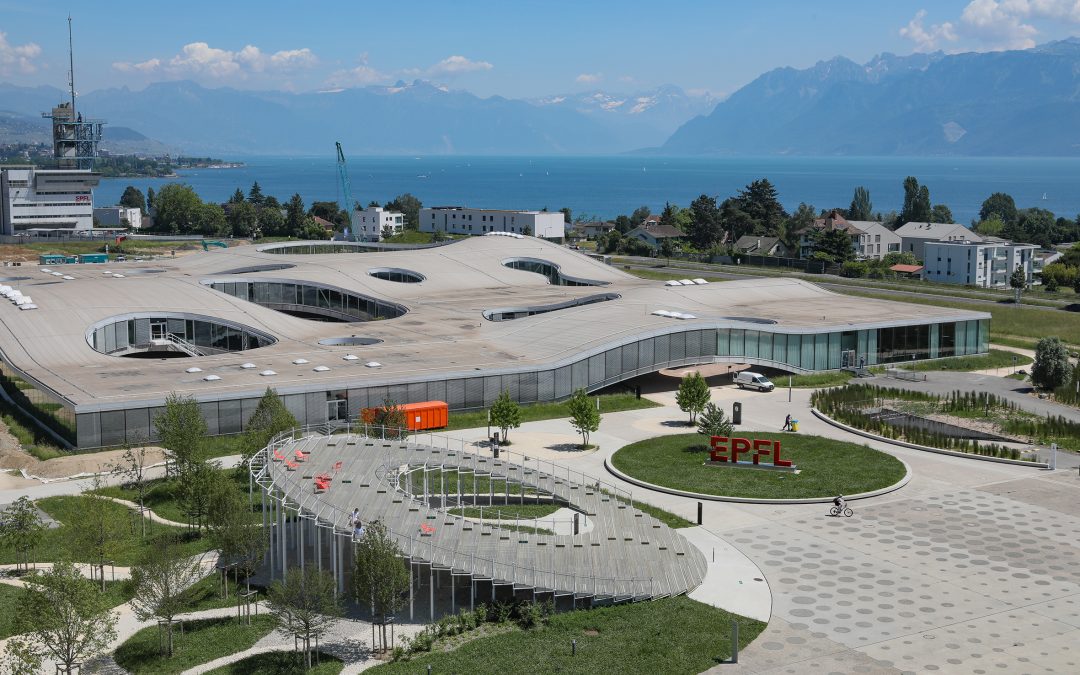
710,436 -> 791,467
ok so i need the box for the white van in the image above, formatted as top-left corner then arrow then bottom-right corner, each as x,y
734,371 -> 774,392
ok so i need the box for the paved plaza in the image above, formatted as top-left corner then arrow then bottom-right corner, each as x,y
451,376 -> 1080,674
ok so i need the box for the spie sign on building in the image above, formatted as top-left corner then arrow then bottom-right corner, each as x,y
708,436 -> 797,472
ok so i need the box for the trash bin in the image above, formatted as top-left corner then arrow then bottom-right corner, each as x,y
791,419 -> 799,432
732,402 -> 742,425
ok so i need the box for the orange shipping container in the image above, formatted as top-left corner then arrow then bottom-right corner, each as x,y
400,401 -> 448,431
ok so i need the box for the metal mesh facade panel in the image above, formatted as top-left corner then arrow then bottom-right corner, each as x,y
99,411 -> 125,446
76,413 -> 100,449
219,399 -> 243,433
701,329 -> 718,356
134,319 -> 150,345
465,378 -> 484,408
426,380 -> 447,405
621,344 -> 638,373
602,349 -> 618,380
554,366 -> 571,399
241,397 -> 259,429
124,408 -> 150,444
571,361 -> 588,391
537,370 -> 555,402
200,402 -> 219,435
386,385 -> 408,406
483,376 -> 501,406
519,372 -> 538,403
502,373 -> 520,399
670,332 -> 686,361
407,382 -> 427,403
446,379 -> 466,408
588,355 -> 604,385
639,338 -> 654,367
654,334 -> 669,364
167,318 -> 185,334
686,330 -> 702,358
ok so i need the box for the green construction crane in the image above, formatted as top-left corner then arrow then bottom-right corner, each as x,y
201,240 -> 227,251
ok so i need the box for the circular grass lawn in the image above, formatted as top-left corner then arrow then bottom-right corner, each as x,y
611,432 -> 905,499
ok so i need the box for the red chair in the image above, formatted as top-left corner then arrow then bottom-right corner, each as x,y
272,449 -> 285,462
294,450 -> 307,463
333,461 -> 343,473
285,460 -> 299,471
314,477 -> 331,493
419,523 -> 436,535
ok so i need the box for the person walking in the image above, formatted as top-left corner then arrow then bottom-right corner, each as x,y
782,414 -> 793,432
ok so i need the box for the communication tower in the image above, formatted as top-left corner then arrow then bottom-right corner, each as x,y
41,16 -> 105,170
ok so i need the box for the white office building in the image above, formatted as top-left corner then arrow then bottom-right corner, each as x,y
894,221 -> 981,262
0,166 -> 101,234
93,206 -> 142,230
921,240 -> 1037,288
350,206 -> 404,242
420,207 -> 565,239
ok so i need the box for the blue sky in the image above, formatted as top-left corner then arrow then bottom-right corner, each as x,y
2,0 -> 1079,98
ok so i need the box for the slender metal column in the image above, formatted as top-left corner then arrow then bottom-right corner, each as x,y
451,574 -> 455,615
429,564 -> 435,622
279,497 -> 287,578
330,532 -> 337,596
299,515 -> 305,570
266,488 -> 274,579
409,559 -> 414,621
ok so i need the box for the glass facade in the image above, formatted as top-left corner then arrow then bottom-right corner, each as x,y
207,280 -> 407,322
0,358 -> 76,445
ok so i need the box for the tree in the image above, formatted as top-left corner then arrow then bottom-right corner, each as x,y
0,497 -> 43,573
112,441 -> 152,538
899,176 -> 931,224
659,236 -> 675,262
559,207 -> 572,224
697,402 -> 733,438
352,523 -> 408,654
9,561 -> 117,673
301,218 -> 332,240
67,482 -> 128,591
365,398 -> 406,438
930,204 -> 954,224
566,388 -> 600,448
1017,207 -> 1056,247
129,538 -> 203,656
146,186 -> 156,210
675,372 -> 711,425
228,188 -> 246,204
849,186 -> 873,221
155,392 -> 207,478
629,206 -> 651,228
247,181 -> 265,207
259,206 -> 285,237
687,194 -> 722,250
386,193 -> 422,230
179,460 -> 222,531
974,215 -> 1005,238
782,202 -> 816,253
979,192 -> 1018,226
227,200 -> 258,238
285,193 -> 307,236
613,214 -> 633,234
152,183 -> 203,234
1032,337 -> 1072,390
240,388 -> 298,466
489,390 -> 522,444
120,185 -> 147,214
309,201 -> 348,227
210,499 -> 266,594
269,565 -> 343,669
811,228 -> 856,263
201,203 -> 228,236
735,178 -> 787,235
1009,263 -> 1027,304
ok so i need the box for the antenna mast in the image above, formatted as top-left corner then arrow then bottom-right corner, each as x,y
67,15 -> 76,115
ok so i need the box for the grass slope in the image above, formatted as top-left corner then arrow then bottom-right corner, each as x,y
444,393 -> 660,432
612,433 -> 905,499
372,596 -> 765,675
0,496 -> 213,566
114,615 -> 276,675
205,650 -> 343,674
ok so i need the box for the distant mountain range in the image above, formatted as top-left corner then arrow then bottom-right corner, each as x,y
0,107 -> 172,155
0,80 -> 713,156
3,38 -> 1080,157
661,38 -> 1080,156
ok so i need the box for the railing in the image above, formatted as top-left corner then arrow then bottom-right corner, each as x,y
251,423 -> 664,598
160,333 -> 206,357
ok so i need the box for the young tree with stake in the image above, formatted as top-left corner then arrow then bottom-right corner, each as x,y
352,522 -> 409,654
129,537 -> 204,657
269,565 -> 343,669
676,372 -> 711,425
0,497 -> 43,573
489,390 -> 522,444
567,388 -> 600,449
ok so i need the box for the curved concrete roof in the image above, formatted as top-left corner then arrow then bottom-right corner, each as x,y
0,237 -> 988,411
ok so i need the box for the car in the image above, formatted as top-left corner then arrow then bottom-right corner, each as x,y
734,370 -> 775,392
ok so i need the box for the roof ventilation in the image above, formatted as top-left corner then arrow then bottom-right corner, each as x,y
203,374 -> 222,381
185,367 -> 203,373
260,370 -> 277,376
342,354 -> 359,361
313,365 -> 330,372
240,363 -> 256,369
365,361 -> 382,368
292,358 -> 310,365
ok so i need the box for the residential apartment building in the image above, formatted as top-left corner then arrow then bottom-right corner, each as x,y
420,207 -> 564,238
93,205 -> 142,230
894,221 -> 981,262
352,205 -> 404,242
0,166 -> 101,234
921,240 -> 1037,288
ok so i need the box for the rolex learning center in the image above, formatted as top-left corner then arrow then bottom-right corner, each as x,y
0,235 -> 989,450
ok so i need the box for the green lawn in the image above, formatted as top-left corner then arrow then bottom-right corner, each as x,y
624,499 -> 694,529
0,496 -> 213,567
783,371 -> 854,388
612,433 -> 906,499
918,349 -> 1032,372
114,615 -> 276,675
371,596 -> 765,675
444,393 -> 660,432
0,577 -> 137,639
93,470 -> 257,525
205,650 -> 343,675
448,503 -> 563,520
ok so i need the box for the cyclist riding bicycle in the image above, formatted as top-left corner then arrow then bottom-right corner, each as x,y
833,495 -> 846,511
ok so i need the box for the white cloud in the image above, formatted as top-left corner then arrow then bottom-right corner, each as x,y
959,0 -> 1039,49
325,52 -> 387,87
576,72 -> 602,84
899,10 -> 958,51
112,42 -> 317,79
0,31 -> 42,75
425,55 -> 493,77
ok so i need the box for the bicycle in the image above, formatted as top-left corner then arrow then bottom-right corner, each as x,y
829,505 -> 853,517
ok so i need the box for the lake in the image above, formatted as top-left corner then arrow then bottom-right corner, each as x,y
95,155 -> 1080,225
